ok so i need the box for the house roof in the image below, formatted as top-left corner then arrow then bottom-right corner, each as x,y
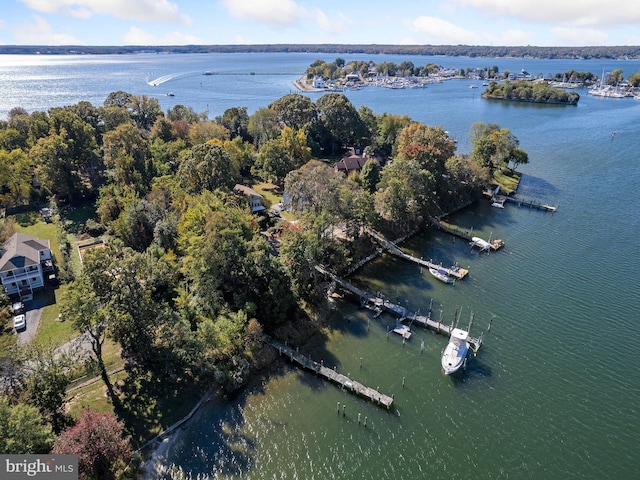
335,155 -> 369,173
234,184 -> 262,198
0,233 -> 50,272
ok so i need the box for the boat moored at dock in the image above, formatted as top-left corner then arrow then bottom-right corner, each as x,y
441,328 -> 470,375
429,267 -> 454,284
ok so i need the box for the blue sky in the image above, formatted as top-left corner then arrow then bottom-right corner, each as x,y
1,0 -> 639,46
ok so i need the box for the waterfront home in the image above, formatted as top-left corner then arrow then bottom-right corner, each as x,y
0,233 -> 54,300
234,184 -> 267,213
312,76 -> 325,89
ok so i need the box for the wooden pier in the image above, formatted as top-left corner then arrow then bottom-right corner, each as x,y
267,338 -> 394,409
315,265 -> 484,354
366,228 -> 468,279
366,296 -> 483,353
431,219 -> 504,251
500,195 -> 558,212
485,190 -> 558,212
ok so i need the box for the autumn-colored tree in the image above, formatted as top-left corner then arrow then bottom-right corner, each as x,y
52,409 -> 132,480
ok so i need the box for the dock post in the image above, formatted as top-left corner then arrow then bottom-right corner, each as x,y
360,357 -> 363,369
421,339 -> 424,354
342,404 -> 346,416
402,377 -> 405,388
337,402 -> 340,413
358,413 -> 361,424
364,416 -> 367,428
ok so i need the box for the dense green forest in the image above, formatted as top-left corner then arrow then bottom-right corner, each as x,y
0,90 -> 527,476
1,44 -> 640,59
482,80 -> 580,104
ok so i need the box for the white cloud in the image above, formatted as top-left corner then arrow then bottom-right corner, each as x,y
406,16 -> 483,44
19,0 -> 191,25
123,26 -> 201,45
551,27 -> 609,46
14,15 -> 83,44
222,0 -> 304,27
314,9 -> 353,34
486,29 -> 533,46
456,0 -> 640,27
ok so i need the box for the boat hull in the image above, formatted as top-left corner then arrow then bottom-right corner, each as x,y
429,267 -> 453,284
441,328 -> 470,374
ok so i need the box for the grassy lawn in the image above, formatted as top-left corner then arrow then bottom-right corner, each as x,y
33,285 -> 76,349
252,182 -> 296,221
493,169 -> 521,194
66,367 -> 207,447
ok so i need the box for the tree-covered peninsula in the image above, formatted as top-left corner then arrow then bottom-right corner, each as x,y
0,91 -> 526,476
481,80 -> 580,105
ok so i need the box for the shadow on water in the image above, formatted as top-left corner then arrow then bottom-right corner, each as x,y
518,173 -> 559,198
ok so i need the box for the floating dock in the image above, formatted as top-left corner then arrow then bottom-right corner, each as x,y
366,228 -> 469,279
267,338 -> 394,409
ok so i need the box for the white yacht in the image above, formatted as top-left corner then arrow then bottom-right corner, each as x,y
441,328 -> 469,375
470,236 -> 492,251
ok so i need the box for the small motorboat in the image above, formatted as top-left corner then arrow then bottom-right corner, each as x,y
429,267 -> 454,284
441,328 -> 469,375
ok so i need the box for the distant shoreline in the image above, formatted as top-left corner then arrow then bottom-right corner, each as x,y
1,44 -> 640,60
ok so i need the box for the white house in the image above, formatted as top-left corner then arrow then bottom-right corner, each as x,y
0,233 -> 53,300
234,184 -> 266,213
312,76 -> 325,89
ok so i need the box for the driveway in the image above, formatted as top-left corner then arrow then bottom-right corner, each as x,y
16,298 -> 45,345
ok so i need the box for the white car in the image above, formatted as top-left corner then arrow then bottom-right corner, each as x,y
13,314 -> 26,332
12,301 -> 24,314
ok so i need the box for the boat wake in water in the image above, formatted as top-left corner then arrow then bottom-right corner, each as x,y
146,71 -> 201,86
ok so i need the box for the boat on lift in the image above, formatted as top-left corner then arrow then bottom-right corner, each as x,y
470,236 -> 492,252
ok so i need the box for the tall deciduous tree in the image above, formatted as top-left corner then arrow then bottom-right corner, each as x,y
396,123 -> 456,174
315,93 -> 365,156
0,149 -> 32,207
269,94 -> 318,131
248,107 -> 281,148
52,409 -> 132,480
20,344 -> 75,434
218,107 -> 250,141
103,122 -> 154,192
176,143 -> 238,194
128,95 -> 163,131
0,397 -> 55,454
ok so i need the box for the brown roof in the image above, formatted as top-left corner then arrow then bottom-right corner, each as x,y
335,155 -> 369,173
234,184 -> 262,197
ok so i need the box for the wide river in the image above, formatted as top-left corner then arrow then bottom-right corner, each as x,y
2,52 -> 639,479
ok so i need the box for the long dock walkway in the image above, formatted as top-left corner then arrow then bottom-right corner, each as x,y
431,219 -> 505,251
366,297 -> 483,353
365,228 -> 468,279
484,190 -> 558,212
315,265 -> 484,353
267,338 -> 394,409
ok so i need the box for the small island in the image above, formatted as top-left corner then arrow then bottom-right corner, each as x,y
481,80 -> 580,105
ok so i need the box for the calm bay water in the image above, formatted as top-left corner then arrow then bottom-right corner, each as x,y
2,53 -> 639,479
